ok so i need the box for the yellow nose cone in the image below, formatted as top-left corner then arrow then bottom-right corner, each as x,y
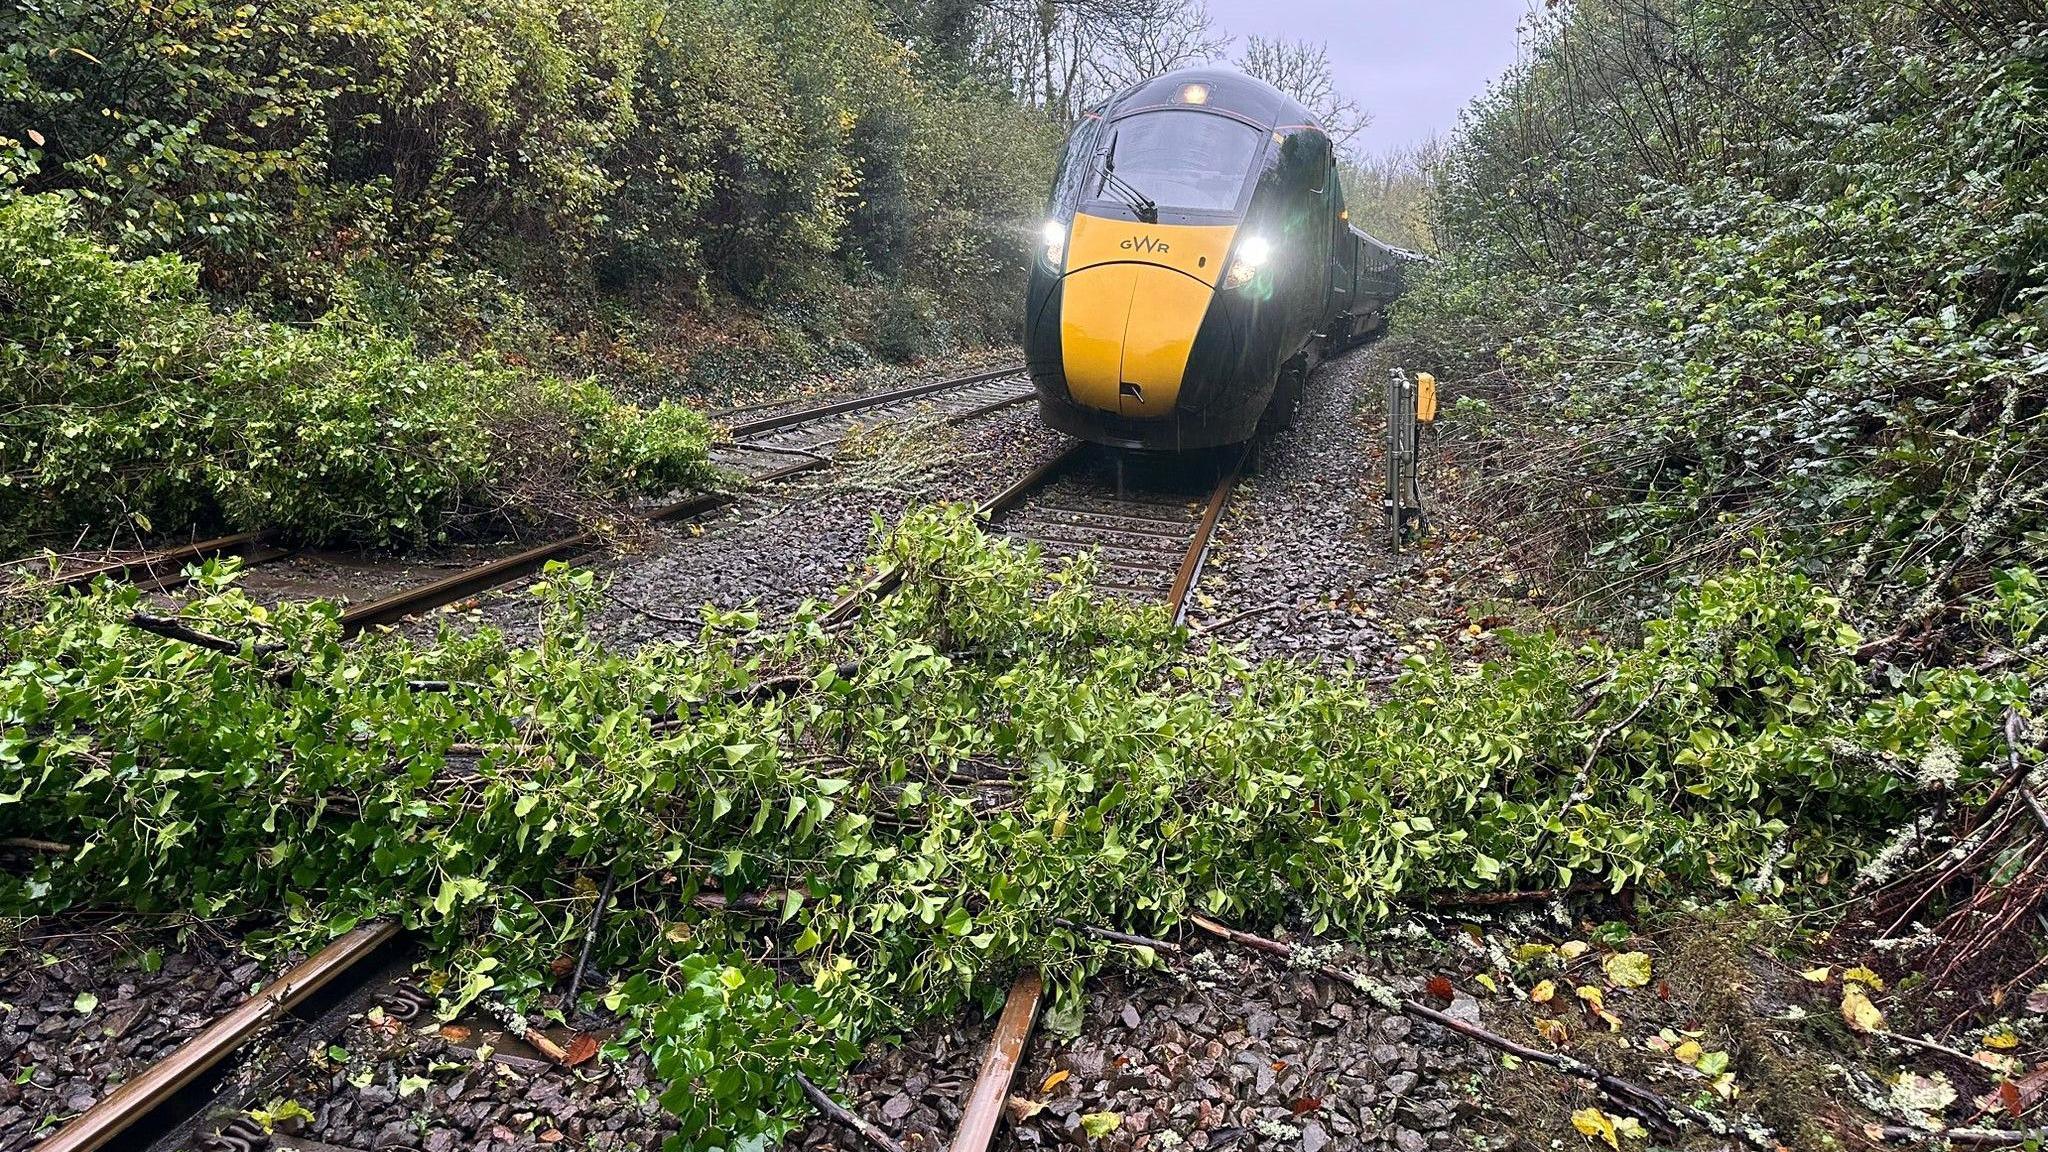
1056,213 -> 1237,417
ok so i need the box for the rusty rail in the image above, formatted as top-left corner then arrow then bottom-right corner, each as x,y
343,371 -> 1034,634
28,530 -> 289,593
40,920 -> 400,1152
949,973 -> 1046,1152
1166,448 -> 1246,627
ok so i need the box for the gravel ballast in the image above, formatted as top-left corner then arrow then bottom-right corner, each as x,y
0,918 -> 277,1149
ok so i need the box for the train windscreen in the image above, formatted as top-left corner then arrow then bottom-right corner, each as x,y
1097,111 -> 1260,214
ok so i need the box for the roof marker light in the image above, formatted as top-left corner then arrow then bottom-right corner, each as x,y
1181,83 -> 1209,105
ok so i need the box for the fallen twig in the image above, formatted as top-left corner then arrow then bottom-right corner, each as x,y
1864,1125 -> 2044,1147
565,864 -> 620,1007
1192,601 -> 1289,637
1879,1028 -> 1988,1070
1051,918 -> 1182,953
490,1003 -> 573,1064
1186,914 -> 1774,1149
796,1071 -> 906,1152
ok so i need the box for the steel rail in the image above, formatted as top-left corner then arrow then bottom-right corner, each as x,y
1166,448 -> 1246,626
29,530 -> 289,593
40,920 -> 401,1152
706,363 -> 1025,423
340,371 -> 1032,634
947,974 -> 1046,1152
726,365 -> 1026,438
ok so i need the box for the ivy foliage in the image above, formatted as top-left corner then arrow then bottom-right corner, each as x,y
1413,1 -> 2048,630
0,193 -> 712,552
0,507 -> 2027,1146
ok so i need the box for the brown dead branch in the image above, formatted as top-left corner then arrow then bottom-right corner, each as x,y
1185,915 -> 1774,1148
796,1071 -> 906,1152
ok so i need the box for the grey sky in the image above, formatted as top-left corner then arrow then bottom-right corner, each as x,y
1202,0 -> 1533,152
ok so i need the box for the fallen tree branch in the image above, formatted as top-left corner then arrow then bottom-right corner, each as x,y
796,1072 -> 905,1152
125,611 -> 282,657
1186,915 -> 1774,1149
565,864 -> 619,1007
1428,882 -> 1602,907
1966,709 -> 2037,838
1570,686 -> 1661,804
0,836 -> 71,854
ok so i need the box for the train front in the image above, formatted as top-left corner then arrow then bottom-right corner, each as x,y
1025,70 -> 1306,452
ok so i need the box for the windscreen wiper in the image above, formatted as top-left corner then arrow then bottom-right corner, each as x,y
1099,135 -> 1159,222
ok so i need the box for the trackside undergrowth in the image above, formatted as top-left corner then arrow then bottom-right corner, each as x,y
0,194 -> 715,554
0,507 -> 2031,1147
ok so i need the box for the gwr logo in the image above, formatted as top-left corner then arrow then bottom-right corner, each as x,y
1120,235 -> 1171,254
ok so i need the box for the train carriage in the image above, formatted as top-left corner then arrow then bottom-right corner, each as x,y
1025,66 -> 1414,452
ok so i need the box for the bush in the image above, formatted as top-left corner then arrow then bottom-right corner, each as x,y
1,507 -> 2027,1144
0,193 -> 712,551
1410,2 -> 2048,634
0,0 -> 1057,355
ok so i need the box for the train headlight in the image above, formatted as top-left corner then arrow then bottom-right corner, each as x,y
1040,219 -> 1067,270
1223,235 -> 1271,290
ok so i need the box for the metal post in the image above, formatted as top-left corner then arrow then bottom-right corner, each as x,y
1385,367 -> 1417,550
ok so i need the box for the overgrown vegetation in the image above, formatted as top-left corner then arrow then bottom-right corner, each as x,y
1412,1 -> 2047,641
2,509 -> 2032,1145
0,0 -> 1055,367
0,195 -> 712,552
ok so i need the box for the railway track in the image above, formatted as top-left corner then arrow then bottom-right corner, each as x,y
31,405 -> 1242,1152
984,443 -> 1240,627
14,366 -> 1030,633
932,443 -> 1242,1152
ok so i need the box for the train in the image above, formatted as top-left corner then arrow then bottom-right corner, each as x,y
1024,66 -> 1420,452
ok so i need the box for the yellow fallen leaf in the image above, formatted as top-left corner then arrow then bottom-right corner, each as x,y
1560,941 -> 1592,961
1475,973 -> 1498,993
1801,966 -> 1832,984
1844,966 -> 1886,991
1571,1107 -> 1619,1150
1531,980 -> 1556,1004
1535,1017 -> 1570,1045
1985,1026 -> 2020,1051
1971,1050 -> 2021,1076
1576,985 -> 1606,1012
1603,951 -> 1653,989
1041,1070 -> 1069,1092
1673,1039 -> 1702,1065
1842,984 -> 1886,1034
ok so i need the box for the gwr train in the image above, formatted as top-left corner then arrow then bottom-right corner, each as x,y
1025,66 -> 1417,452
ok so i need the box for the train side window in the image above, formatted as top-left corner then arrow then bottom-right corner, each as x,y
1049,109 -> 1108,216
1302,131 -> 1330,194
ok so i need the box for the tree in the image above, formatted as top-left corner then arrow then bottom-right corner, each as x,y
1236,35 -> 1370,148
1087,0 -> 1228,93
1338,138 -> 1440,252
969,0 -> 1225,121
